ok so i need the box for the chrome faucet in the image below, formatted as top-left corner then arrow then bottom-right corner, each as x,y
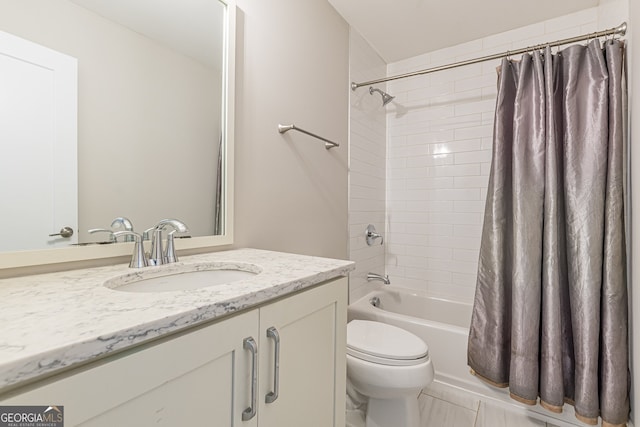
367,272 -> 391,285
111,217 -> 135,242
148,219 -> 189,265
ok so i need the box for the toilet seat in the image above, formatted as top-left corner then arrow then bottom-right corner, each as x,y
347,320 -> 429,366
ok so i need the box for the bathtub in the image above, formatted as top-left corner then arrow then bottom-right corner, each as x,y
348,287 -> 585,426
348,286 -> 476,390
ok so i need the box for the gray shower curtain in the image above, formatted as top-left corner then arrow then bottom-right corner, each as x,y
467,40 -> 628,427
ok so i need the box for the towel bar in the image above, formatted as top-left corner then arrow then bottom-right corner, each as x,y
278,124 -> 339,149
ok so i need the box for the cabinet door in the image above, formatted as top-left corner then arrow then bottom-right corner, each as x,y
2,310 -> 259,427
258,278 -> 347,427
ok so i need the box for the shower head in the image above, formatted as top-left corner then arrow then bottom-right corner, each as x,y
369,86 -> 395,106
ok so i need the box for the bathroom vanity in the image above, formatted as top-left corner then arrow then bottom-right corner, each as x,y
0,249 -> 354,426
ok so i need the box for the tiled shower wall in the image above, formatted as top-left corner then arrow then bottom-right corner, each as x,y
348,30 -> 387,302
384,2 -> 627,304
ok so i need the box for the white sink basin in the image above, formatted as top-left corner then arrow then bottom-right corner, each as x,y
105,263 -> 260,293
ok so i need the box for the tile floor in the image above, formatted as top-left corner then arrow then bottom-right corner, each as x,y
348,381 -> 590,427
419,383 -> 584,427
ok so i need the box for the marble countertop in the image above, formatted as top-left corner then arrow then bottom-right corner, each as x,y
0,248 -> 354,391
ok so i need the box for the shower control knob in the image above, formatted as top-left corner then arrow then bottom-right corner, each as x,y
365,224 -> 384,246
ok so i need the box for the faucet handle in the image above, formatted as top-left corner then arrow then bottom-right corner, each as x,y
148,219 -> 190,265
113,231 -> 148,268
365,224 -> 384,246
88,228 -> 116,242
163,223 -> 190,264
142,227 -> 155,241
164,230 -> 185,264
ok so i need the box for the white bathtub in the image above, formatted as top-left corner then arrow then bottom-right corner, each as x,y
348,286 -> 476,391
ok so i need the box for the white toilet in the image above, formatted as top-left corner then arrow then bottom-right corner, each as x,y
346,320 -> 434,427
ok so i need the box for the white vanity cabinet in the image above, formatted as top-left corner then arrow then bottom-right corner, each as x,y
1,278 -> 347,427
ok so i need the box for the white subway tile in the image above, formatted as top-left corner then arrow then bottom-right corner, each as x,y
389,135 -> 407,147
431,89 -> 483,107
412,223 -> 453,237
429,114 -> 483,133
387,232 -> 428,246
391,211 -> 429,223
432,164 -> 482,177
454,224 -> 483,238
407,130 -> 455,145
387,167 -> 409,180
405,105 -> 455,124
405,245 -> 453,260
430,139 -> 482,155
454,176 -> 487,188
453,248 -> 480,263
388,144 -> 430,159
407,83 -> 454,103
351,184 -> 385,200
350,198 -> 386,212
481,137 -> 493,150
397,255 -> 428,268
454,125 -> 493,140
406,267 -> 452,283
452,272 -> 477,287
388,157 -> 407,169
429,188 -> 481,202
454,200 -> 486,213
405,177 -> 454,190
455,74 -> 497,93
454,150 -> 491,165
387,188 -> 429,202
406,167 -> 431,179
387,277 -> 428,292
429,235 -> 481,250
454,99 -> 496,116
429,212 -> 483,225
422,200 -> 454,212
406,153 -> 454,168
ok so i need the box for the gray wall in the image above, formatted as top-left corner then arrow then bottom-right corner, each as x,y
232,0 -> 350,259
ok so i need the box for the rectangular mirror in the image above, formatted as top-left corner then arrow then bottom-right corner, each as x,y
0,0 -> 235,269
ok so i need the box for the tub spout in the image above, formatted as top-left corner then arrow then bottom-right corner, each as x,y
367,272 -> 390,285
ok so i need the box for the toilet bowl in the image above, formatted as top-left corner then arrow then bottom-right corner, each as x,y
346,320 -> 434,427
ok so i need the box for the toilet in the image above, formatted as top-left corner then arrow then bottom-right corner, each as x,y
346,320 -> 434,427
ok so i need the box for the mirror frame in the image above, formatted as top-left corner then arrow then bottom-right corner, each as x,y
0,0 -> 236,270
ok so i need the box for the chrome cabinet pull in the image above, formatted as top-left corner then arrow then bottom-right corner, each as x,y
265,327 -> 280,404
242,337 -> 258,421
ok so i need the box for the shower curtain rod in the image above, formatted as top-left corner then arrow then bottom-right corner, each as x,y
351,22 -> 627,90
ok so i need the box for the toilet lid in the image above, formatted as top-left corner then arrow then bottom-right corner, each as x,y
346,320 -> 428,361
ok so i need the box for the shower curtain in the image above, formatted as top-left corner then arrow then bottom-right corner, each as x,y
467,40 -> 628,427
